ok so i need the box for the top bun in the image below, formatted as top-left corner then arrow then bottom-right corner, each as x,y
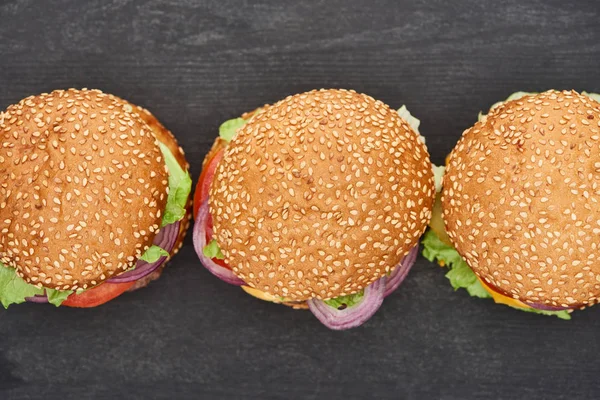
443,89 -> 600,308
120,101 -> 192,256
0,89 -> 169,291
122,101 -> 189,172
210,88 -> 435,301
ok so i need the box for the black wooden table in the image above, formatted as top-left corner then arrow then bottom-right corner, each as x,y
1,1 -> 599,399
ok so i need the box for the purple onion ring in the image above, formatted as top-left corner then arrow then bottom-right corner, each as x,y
307,277 -> 386,330
384,245 -> 418,297
24,294 -> 49,303
106,220 -> 180,284
193,200 -> 245,286
525,301 -> 574,311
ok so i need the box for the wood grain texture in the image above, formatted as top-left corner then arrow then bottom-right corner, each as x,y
0,0 -> 599,399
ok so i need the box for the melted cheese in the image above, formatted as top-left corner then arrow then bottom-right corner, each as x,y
428,194 -> 452,246
242,285 -> 288,303
477,277 -> 532,309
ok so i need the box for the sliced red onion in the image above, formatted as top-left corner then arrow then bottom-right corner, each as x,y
193,200 -> 245,286
25,294 -> 49,303
106,220 -> 180,283
384,246 -> 418,297
307,277 -> 386,330
525,301 -> 574,311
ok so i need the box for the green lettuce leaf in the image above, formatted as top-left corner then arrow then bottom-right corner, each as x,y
433,165 -> 445,193
158,142 -> 192,226
582,91 -> 600,103
445,259 -> 491,299
520,306 -> 571,320
503,91 -> 532,102
397,105 -> 421,134
422,230 -> 571,319
46,288 -> 73,307
0,263 -> 44,308
422,230 -> 490,299
397,105 -> 427,147
203,239 -> 225,260
219,118 -> 247,142
139,245 -> 170,263
489,91 -> 533,112
324,290 -> 364,309
479,91 -> 600,123
490,91 -> 600,111
0,263 -> 72,308
422,229 -> 462,267
480,91 -> 536,122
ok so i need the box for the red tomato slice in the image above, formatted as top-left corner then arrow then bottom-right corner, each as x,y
61,281 -> 136,308
193,149 -> 230,269
193,149 -> 224,218
203,198 -> 231,270
212,258 -> 230,269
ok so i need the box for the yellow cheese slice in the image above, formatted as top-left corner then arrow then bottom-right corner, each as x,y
241,285 -> 288,303
477,277 -> 532,309
428,194 -> 452,246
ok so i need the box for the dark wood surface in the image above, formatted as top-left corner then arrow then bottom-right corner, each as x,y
1,1 -> 599,399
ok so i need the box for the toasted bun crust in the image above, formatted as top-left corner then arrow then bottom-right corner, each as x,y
209,89 -> 435,301
0,89 -> 168,291
443,89 -> 600,308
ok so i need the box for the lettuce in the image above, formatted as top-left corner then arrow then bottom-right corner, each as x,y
480,91 -> 535,122
219,118 -> 247,142
139,245 -> 170,263
422,230 -> 571,319
158,142 -> 192,227
433,165 -> 445,193
0,263 -> 72,308
324,290 -> 365,309
521,306 -> 571,320
141,142 -> 191,262
0,263 -> 44,308
488,91 -> 533,113
46,288 -> 73,307
480,91 -> 600,123
397,105 -> 421,134
397,105 -> 426,146
203,239 -> 225,260
582,91 -> 600,103
422,230 -> 490,299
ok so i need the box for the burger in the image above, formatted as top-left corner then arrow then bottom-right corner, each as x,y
0,88 -> 192,308
423,89 -> 600,319
192,89 -> 435,329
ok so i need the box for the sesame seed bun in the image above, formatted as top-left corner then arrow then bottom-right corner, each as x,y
120,100 -> 191,258
442,89 -> 600,309
209,89 -> 435,301
119,101 -> 191,291
0,89 -> 169,291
